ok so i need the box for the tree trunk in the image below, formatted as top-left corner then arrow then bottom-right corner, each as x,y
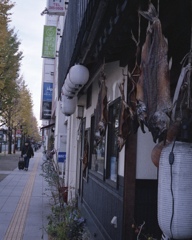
13,127 -> 16,154
8,127 -> 12,154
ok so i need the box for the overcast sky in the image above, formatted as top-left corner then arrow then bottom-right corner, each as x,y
10,0 -> 47,126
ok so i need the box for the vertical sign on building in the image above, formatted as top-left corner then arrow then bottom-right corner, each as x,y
42,25 -> 56,58
58,152 -> 66,163
47,0 -> 65,15
42,82 -> 53,119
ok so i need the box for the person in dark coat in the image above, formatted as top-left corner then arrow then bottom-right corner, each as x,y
21,141 -> 34,171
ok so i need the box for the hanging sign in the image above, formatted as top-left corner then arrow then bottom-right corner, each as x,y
47,0 -> 65,15
41,82 -> 53,119
42,101 -> 52,119
42,25 -> 56,58
43,82 -> 53,102
58,152 -> 66,163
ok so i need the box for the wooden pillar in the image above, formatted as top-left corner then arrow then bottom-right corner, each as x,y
122,132 -> 137,240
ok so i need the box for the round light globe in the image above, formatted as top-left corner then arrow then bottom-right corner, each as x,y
69,64 -> 89,86
61,95 -> 77,116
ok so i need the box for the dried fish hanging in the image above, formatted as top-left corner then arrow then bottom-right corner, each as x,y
138,2 -> 176,167
115,13 -> 144,152
136,3 -> 172,143
151,54 -> 192,168
151,63 -> 191,167
151,2 -> 192,167
117,70 -> 132,151
94,65 -> 108,146
130,12 -> 141,88
128,13 -> 143,133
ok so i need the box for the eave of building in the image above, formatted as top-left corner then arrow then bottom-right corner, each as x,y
58,0 -> 133,97
58,0 -> 191,98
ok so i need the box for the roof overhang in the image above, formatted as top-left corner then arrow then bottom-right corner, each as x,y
40,123 -> 55,130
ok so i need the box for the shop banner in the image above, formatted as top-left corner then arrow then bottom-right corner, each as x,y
42,101 -> 52,119
58,152 -> 66,163
43,82 -> 53,102
42,25 -> 56,58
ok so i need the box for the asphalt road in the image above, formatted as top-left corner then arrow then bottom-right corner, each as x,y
0,152 -> 21,182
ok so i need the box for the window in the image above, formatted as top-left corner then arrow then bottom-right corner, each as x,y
90,97 -> 121,182
90,115 -> 105,176
106,97 -> 121,182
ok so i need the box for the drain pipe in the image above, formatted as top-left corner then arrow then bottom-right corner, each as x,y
65,117 -> 71,188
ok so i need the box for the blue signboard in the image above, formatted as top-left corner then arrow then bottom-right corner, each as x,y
43,82 -> 53,102
58,152 -> 66,163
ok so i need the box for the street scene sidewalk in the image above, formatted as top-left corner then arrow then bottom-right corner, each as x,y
0,150 -> 51,240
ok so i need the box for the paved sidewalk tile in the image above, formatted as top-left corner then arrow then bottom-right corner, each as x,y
0,151 -> 51,240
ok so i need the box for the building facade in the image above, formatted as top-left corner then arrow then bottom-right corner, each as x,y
41,0 -> 192,239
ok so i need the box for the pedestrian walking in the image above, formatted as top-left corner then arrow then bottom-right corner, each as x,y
21,141 -> 34,171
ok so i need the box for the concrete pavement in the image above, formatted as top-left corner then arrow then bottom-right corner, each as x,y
0,152 -> 20,182
0,150 -> 51,240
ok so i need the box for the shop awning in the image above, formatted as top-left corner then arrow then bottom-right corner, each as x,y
40,123 -> 55,130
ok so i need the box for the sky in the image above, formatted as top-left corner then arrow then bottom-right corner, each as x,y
10,0 -> 47,127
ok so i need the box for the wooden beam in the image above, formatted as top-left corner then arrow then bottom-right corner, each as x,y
122,132 -> 137,240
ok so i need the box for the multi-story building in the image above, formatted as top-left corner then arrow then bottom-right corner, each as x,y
41,1 -> 192,239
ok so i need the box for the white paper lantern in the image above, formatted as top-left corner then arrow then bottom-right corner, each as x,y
66,74 -> 80,90
62,84 -> 75,98
61,95 -> 77,116
64,81 -> 75,93
65,78 -> 79,96
69,64 -> 89,86
158,141 -> 192,239
61,94 -> 65,113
